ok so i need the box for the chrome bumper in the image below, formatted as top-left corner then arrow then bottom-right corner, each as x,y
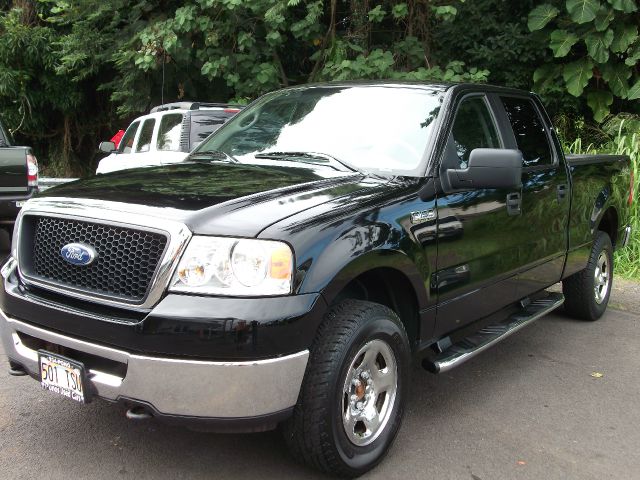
0,311 -> 308,419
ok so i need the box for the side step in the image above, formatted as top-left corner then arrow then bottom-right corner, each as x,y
423,292 -> 564,374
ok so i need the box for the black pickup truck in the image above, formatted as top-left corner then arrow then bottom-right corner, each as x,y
0,119 -> 38,249
0,82 -> 633,477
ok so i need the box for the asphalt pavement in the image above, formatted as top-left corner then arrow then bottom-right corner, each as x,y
1,282 -> 639,480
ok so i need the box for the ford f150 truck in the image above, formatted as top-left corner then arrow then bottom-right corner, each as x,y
0,118 -> 38,250
0,82 -> 633,477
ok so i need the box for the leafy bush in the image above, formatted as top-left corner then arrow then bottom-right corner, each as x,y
528,0 -> 639,122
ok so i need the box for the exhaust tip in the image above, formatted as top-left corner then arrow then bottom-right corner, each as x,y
8,362 -> 27,376
126,406 -> 154,420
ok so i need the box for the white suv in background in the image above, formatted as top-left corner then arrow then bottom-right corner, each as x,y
96,102 -> 242,174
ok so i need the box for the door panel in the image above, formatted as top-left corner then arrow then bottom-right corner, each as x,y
517,168 -> 569,294
434,188 -> 523,338
433,95 -> 523,337
497,96 -> 570,296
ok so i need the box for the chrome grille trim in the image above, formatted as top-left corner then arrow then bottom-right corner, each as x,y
14,198 -> 192,310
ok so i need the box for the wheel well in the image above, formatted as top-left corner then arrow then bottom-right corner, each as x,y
598,207 -> 618,247
331,268 -> 420,348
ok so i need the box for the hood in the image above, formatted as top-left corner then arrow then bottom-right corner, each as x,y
40,161 -> 387,236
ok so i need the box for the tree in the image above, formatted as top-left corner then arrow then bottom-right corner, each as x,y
528,0 -> 639,122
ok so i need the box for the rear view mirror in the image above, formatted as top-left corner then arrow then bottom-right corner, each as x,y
99,141 -> 116,153
446,148 -> 522,190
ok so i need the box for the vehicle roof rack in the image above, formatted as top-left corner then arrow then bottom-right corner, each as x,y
150,102 -> 243,113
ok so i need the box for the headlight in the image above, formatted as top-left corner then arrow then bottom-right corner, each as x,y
169,236 -> 293,296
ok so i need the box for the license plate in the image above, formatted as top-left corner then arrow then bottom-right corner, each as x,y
38,351 -> 86,403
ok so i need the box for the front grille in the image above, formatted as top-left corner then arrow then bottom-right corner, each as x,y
21,216 -> 168,303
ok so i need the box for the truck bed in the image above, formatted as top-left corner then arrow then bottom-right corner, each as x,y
565,153 -> 630,166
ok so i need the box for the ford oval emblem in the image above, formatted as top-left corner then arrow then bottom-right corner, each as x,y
60,243 -> 97,266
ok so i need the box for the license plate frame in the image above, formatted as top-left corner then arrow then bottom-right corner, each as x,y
38,350 -> 88,404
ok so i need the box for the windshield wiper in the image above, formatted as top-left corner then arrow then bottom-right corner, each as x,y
253,151 -> 362,174
188,150 -> 239,163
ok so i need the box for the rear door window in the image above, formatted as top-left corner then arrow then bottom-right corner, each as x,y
157,114 -> 184,151
135,119 -> 156,153
189,113 -> 227,150
500,97 -> 553,168
118,121 -> 140,154
446,96 -> 501,169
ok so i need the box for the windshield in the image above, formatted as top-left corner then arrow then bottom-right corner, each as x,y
194,85 -> 445,175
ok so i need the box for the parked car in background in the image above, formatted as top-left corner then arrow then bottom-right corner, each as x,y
0,118 -> 38,250
96,102 -> 242,174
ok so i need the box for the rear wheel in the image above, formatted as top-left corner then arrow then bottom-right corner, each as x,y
283,299 -> 410,477
562,231 -> 613,321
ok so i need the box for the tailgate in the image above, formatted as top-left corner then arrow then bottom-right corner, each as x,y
0,147 -> 28,193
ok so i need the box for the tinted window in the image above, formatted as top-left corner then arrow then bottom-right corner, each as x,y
135,119 -> 156,153
501,97 -> 552,168
189,113 -> 227,150
157,114 -> 184,151
118,121 -> 140,154
448,97 -> 500,168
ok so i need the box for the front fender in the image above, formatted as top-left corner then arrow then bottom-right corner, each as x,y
299,238 -> 430,311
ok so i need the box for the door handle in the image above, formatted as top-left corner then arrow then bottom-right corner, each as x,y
557,184 -> 568,201
506,192 -> 521,216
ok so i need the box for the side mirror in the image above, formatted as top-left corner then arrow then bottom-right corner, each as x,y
446,148 -> 522,190
98,141 -> 116,153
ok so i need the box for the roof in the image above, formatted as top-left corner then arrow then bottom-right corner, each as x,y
149,102 -> 243,113
273,80 -> 533,97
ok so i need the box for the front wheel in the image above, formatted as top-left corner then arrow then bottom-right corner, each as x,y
562,231 -> 613,321
283,299 -> 410,477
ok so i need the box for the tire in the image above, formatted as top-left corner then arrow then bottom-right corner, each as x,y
562,231 -> 613,321
283,299 -> 410,478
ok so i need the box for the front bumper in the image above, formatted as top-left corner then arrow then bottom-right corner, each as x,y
0,256 -> 326,429
1,311 -> 309,422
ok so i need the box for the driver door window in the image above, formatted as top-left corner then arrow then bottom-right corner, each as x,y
135,119 -> 156,153
118,121 -> 140,154
446,97 -> 501,169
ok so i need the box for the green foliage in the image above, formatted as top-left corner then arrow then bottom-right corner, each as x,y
0,0 -> 637,176
562,58 -> 595,97
628,80 -> 640,100
586,90 -> 613,122
528,0 -> 639,123
368,5 -> 386,23
391,3 -> 409,19
550,29 -> 579,57
528,4 -> 559,30
566,0 -> 599,24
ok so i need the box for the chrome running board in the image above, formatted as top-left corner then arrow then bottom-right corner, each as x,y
424,292 -> 564,374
